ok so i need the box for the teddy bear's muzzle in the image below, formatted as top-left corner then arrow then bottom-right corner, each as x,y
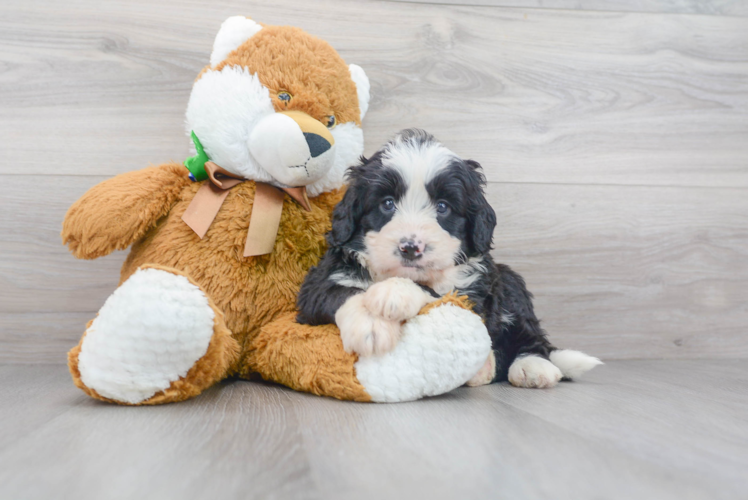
248,110 -> 336,188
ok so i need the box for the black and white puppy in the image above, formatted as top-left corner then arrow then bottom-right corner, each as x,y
297,129 -> 601,388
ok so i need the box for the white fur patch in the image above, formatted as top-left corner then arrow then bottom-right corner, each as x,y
429,256 -> 486,295
186,66 -> 276,181
335,294 -> 401,356
355,304 -> 491,403
508,355 -> 563,389
382,135 -> 455,188
77,268 -> 216,404
248,113 -> 310,183
362,277 -> 435,321
348,64 -> 370,119
210,16 -> 262,67
329,272 -> 371,290
500,311 -> 515,326
550,349 -> 603,379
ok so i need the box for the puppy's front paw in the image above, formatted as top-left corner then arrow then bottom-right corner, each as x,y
508,355 -> 563,388
363,277 -> 433,322
336,294 -> 401,356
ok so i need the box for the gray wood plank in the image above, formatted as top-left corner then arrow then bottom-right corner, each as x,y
0,365 -> 82,450
481,360 -> 748,496
290,380 -> 717,500
0,368 -> 318,500
0,361 -> 746,500
2,175 -> 746,362
2,0 -> 747,187
0,175 -> 126,317
384,0 -> 748,17
490,182 -> 748,359
0,312 -> 99,364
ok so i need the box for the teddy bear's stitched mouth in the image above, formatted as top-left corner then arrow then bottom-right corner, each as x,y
289,156 -> 312,177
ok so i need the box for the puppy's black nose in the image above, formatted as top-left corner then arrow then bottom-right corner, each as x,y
399,240 -> 423,261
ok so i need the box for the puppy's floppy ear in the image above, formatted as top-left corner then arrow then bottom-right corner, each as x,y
465,160 -> 497,255
472,202 -> 497,254
329,162 -> 366,246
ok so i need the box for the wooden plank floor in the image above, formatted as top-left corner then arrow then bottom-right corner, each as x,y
0,360 -> 745,500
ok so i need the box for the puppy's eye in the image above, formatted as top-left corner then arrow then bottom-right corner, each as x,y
277,92 -> 292,102
380,198 -> 396,213
436,201 -> 451,215
325,115 -> 336,129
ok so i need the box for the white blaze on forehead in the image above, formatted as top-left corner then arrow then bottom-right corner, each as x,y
382,137 -> 457,215
362,136 -> 464,287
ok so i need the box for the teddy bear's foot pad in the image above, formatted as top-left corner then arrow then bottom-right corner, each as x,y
354,304 -> 491,403
76,268 -> 217,404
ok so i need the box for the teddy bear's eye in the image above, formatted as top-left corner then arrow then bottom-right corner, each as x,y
277,92 -> 292,102
325,115 -> 336,129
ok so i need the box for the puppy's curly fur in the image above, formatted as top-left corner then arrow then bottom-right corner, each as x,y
298,129 -> 601,386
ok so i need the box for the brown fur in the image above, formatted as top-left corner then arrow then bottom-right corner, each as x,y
62,164 -> 190,260
64,164 -> 342,344
64,169 -> 351,404
246,293 -> 476,403
247,313 -> 371,402
122,174 -> 343,367
209,25 -> 361,124
418,292 -> 475,317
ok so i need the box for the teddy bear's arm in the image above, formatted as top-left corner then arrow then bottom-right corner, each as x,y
62,163 -> 191,259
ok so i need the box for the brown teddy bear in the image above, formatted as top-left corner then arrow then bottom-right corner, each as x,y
62,16 -> 491,405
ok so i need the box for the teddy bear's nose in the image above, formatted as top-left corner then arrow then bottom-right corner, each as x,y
304,133 -> 332,158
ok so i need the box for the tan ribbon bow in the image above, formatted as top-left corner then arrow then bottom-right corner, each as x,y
181,161 -> 311,257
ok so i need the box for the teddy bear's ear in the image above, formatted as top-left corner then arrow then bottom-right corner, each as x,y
210,16 -> 263,67
348,64 -> 370,120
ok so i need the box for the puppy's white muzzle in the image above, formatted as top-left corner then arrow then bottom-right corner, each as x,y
249,110 -> 336,187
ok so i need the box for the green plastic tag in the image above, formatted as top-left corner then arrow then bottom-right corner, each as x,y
185,131 -> 210,182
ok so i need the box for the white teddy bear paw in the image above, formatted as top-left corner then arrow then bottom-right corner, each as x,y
508,355 -> 563,389
362,277 -> 433,322
77,268 -> 216,404
336,294 -> 401,356
354,303 -> 491,402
